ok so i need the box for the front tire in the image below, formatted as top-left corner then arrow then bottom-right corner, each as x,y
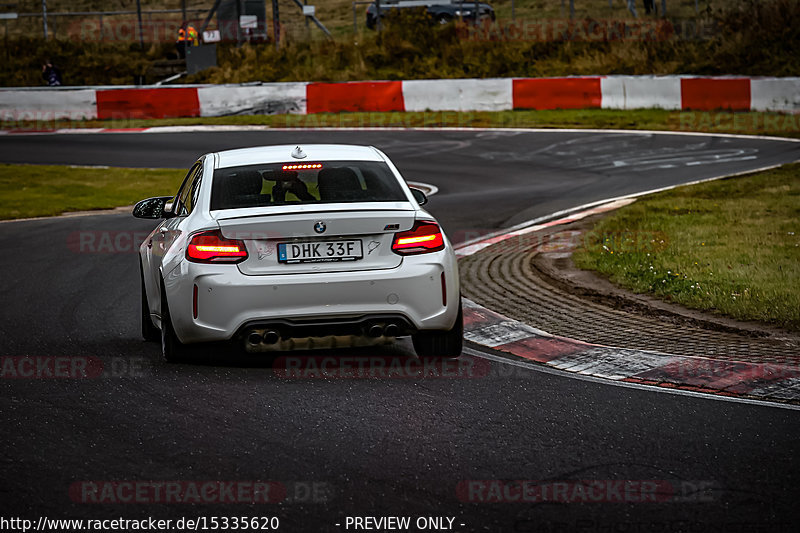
412,301 -> 463,359
160,282 -> 189,362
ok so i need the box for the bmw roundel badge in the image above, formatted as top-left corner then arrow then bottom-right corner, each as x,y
314,221 -> 326,234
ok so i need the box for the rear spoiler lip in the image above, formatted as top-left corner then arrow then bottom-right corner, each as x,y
211,202 -> 416,222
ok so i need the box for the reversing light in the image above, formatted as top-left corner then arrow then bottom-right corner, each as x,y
186,230 -> 248,263
391,221 -> 445,255
282,163 -> 322,171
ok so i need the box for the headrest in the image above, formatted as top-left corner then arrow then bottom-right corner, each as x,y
318,167 -> 362,201
227,170 -> 263,196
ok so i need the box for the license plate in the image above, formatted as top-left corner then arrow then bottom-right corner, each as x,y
278,240 -> 363,264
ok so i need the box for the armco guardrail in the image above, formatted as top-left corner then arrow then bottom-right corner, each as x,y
1,77 -> 798,121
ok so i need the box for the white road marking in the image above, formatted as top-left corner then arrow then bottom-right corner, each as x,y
406,181 -> 438,196
464,321 -> 552,347
55,128 -> 106,134
143,125 -> 273,133
549,347 -> 681,380
748,377 -> 800,400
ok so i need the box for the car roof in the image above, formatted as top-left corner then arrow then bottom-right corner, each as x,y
214,144 -> 384,169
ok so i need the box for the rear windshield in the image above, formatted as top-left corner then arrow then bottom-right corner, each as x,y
210,161 -> 408,211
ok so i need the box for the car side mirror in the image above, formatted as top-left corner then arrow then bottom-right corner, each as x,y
132,196 -> 174,219
410,188 -> 428,206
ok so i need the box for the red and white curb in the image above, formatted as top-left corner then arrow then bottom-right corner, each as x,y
456,198 -> 800,404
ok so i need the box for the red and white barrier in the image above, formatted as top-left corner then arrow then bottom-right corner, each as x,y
680,77 -> 751,111
601,76 -> 682,110
0,76 -> 797,121
750,78 -> 800,113
306,81 -> 404,113
197,83 -> 308,116
0,88 -> 98,120
403,78 -> 512,112
514,77 -> 602,110
96,87 -> 200,119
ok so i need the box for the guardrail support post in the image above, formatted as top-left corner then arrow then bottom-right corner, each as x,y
135,0 -> 144,49
41,0 -> 47,39
272,0 -> 280,49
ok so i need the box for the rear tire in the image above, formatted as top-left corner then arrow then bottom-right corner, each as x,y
140,262 -> 159,342
412,301 -> 463,359
160,282 -> 189,363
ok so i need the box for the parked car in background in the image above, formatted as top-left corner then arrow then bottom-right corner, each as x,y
366,1 -> 495,29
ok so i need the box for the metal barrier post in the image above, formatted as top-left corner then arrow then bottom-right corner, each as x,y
135,0 -> 144,49
272,0 -> 280,49
41,0 -> 47,38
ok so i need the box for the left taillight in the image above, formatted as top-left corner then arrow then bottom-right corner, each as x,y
186,230 -> 248,263
391,220 -> 445,255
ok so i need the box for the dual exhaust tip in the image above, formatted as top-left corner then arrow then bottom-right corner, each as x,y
248,330 -> 281,346
367,323 -> 401,338
246,323 -> 403,346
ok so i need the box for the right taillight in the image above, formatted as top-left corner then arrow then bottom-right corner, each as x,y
391,221 -> 445,255
186,230 -> 248,263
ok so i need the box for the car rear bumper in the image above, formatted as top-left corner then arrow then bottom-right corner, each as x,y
164,251 -> 460,344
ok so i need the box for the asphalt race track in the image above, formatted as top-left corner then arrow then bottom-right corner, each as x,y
1,129 -> 799,532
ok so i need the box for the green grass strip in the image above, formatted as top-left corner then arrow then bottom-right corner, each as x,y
573,163 -> 800,330
4,110 -> 800,139
0,164 -> 185,220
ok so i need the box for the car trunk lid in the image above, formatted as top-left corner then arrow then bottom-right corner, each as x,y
214,205 -> 415,275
